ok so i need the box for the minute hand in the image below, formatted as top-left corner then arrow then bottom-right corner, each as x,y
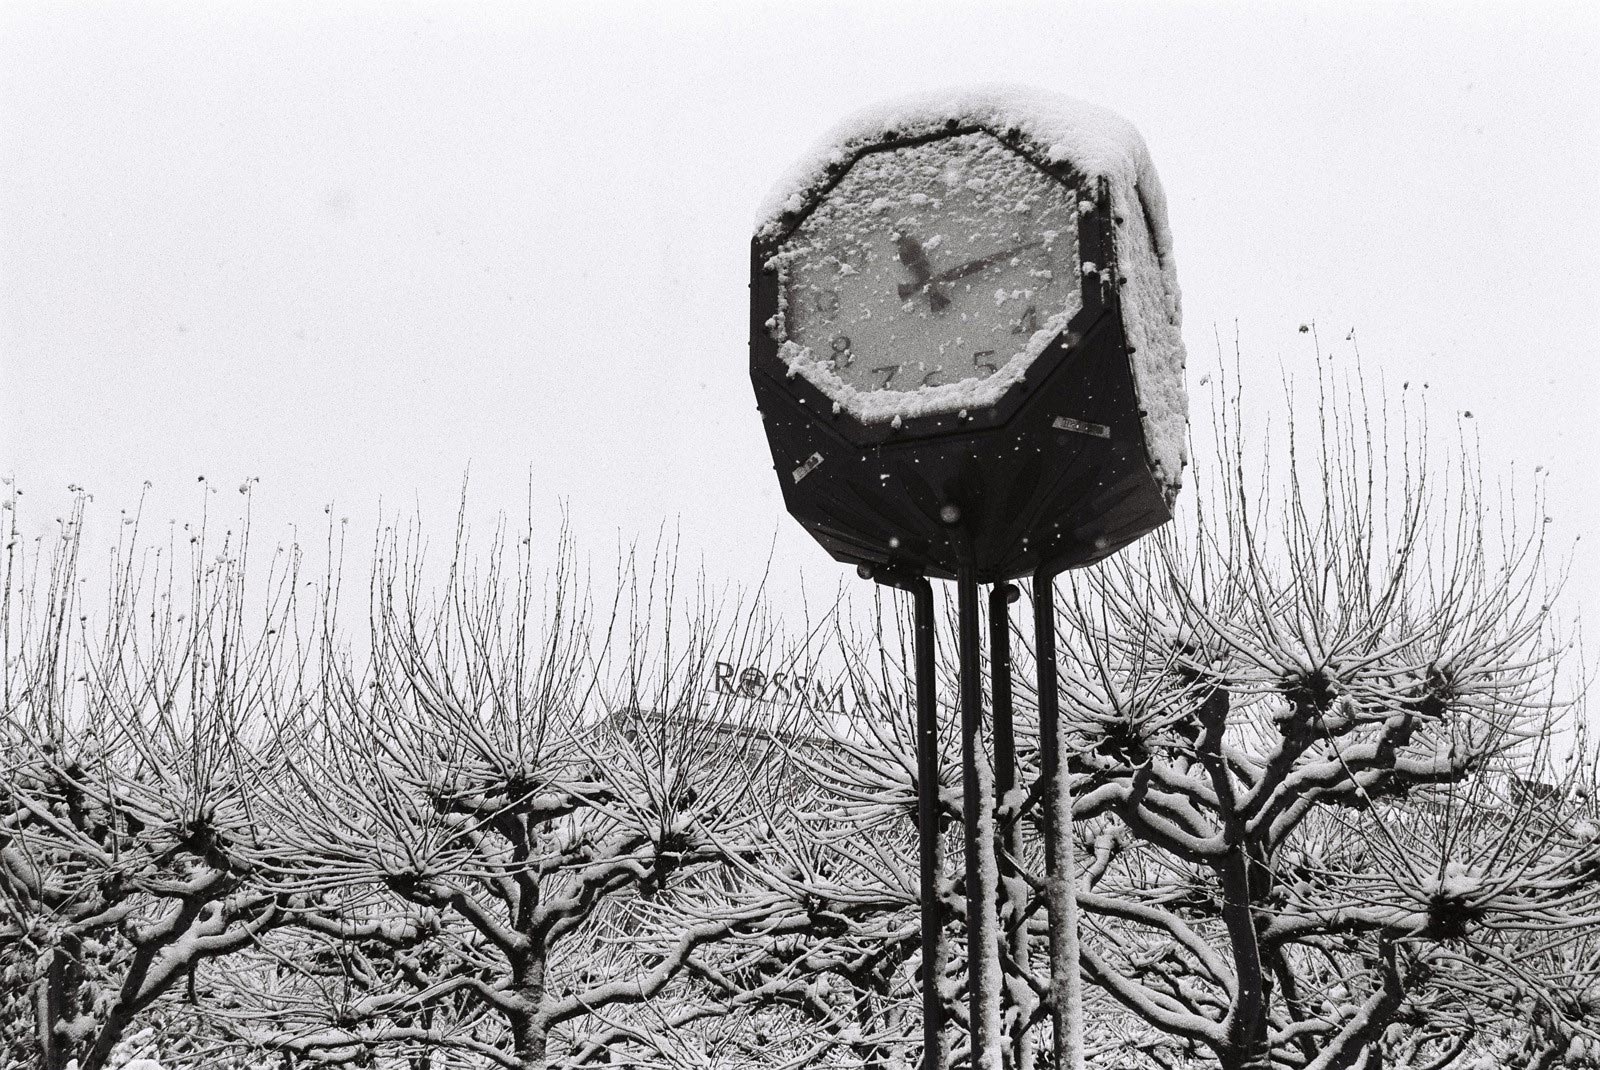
937,241 -> 1044,283
896,236 -> 1043,295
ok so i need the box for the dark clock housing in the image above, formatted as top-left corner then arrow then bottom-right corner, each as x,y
751,124 -> 1179,584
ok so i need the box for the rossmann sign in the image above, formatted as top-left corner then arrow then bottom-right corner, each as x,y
711,662 -> 850,715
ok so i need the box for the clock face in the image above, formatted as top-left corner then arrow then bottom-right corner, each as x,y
775,132 -> 1083,421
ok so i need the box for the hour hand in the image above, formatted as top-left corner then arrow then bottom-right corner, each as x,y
895,235 -> 951,311
896,280 -> 951,309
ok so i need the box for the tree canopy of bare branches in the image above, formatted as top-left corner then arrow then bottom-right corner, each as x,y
696,366 -> 1600,1070
3,364 -> 1597,1070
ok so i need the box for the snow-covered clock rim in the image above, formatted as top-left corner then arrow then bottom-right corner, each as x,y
754,84 -> 1189,502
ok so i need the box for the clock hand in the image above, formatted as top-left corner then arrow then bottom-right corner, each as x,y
930,240 -> 1044,286
895,234 -> 951,312
895,234 -> 934,283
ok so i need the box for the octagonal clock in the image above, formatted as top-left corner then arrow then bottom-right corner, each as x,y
751,91 -> 1187,583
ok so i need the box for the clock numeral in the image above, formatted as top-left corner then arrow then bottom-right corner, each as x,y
830,335 -> 853,367
973,350 -> 998,376
871,364 -> 901,389
814,289 -> 842,319
1011,305 -> 1039,335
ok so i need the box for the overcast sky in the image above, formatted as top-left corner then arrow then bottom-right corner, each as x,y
2,2 -> 1597,628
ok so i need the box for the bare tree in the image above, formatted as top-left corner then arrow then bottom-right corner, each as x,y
1021,363 -> 1599,1069
1,488 -> 307,1070
212,520 -> 811,1069
6,357 -> 1595,1070
688,363 -> 1600,1070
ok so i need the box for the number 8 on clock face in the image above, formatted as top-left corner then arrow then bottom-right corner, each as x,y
776,132 -> 1083,413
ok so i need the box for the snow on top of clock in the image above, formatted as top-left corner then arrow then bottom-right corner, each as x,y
758,85 -> 1188,502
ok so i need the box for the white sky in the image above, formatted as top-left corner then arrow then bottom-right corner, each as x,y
2,2 -> 1597,632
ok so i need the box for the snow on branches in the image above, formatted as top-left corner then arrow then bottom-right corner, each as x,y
2,358 -> 1596,1070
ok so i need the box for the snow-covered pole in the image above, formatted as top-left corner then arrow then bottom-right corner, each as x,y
915,578 -> 947,1070
959,565 -> 1003,1070
1034,566 -> 1086,1070
989,581 -> 1035,1070
911,574 -> 949,1070
862,564 -> 948,1070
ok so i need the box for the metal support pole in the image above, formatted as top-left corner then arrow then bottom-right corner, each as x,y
959,566 -> 1001,1070
990,583 -> 1017,820
911,578 -> 947,1070
1034,568 -> 1085,1070
989,582 -> 1032,1070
